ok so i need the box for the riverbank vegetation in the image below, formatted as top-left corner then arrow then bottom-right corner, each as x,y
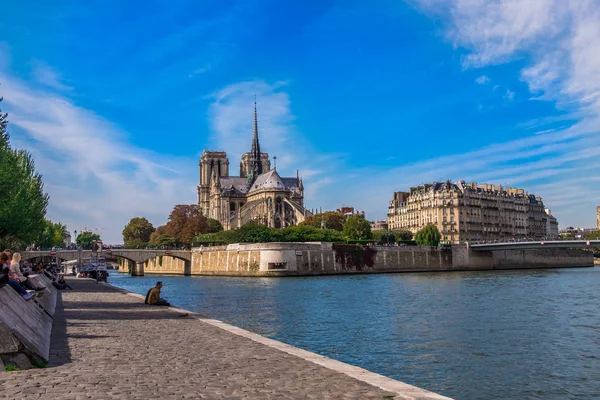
0,89 -> 69,250
124,205 -> 223,248
194,213 -> 418,246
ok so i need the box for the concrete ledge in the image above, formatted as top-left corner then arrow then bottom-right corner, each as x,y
0,284 -> 54,361
29,274 -> 58,316
109,283 -> 452,400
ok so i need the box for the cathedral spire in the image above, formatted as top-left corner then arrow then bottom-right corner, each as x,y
250,95 -> 263,179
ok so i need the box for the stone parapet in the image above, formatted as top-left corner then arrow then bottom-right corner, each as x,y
0,281 -> 56,368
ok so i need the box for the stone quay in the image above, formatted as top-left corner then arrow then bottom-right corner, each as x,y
0,277 -> 452,400
115,243 -> 594,277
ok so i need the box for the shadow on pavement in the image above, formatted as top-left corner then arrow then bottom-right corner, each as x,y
47,291 -> 71,368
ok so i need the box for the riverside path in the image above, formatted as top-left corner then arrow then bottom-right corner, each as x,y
0,278 -> 451,400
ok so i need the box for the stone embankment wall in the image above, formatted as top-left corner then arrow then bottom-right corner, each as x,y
116,256 -> 187,275
0,274 -> 56,370
116,243 -> 594,277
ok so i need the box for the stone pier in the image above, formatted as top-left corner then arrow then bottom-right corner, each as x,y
0,278 -> 452,400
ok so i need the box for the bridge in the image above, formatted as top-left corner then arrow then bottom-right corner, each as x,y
21,249 -> 192,276
469,240 -> 600,252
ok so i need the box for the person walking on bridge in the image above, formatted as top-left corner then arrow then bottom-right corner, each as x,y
145,281 -> 170,306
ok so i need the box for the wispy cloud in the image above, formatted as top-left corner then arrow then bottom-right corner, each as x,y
31,61 -> 73,92
0,58 -> 197,243
208,80 -> 309,174
475,75 -> 490,85
352,0 -> 600,227
504,89 -> 515,101
188,64 -> 212,78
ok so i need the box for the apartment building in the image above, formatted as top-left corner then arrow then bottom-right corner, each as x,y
387,180 -> 557,243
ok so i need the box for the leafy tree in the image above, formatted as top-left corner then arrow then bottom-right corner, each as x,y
149,225 -> 180,248
122,217 -> 155,248
299,212 -> 345,231
393,230 -> 413,241
372,231 -> 396,245
342,215 -> 373,240
76,231 -> 101,249
165,205 -> 208,246
0,90 -> 49,249
207,218 -> 223,233
37,220 -> 68,248
415,224 -> 441,247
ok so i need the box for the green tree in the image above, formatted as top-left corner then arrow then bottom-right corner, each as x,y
122,217 -> 155,248
393,230 -> 413,241
76,231 -> 101,249
372,230 -> 396,245
0,91 -> 49,249
299,212 -> 345,231
206,218 -> 223,233
415,224 -> 441,247
38,220 -> 68,248
342,215 -> 373,240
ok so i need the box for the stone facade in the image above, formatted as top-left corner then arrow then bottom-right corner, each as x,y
387,180 -> 558,243
197,102 -> 310,231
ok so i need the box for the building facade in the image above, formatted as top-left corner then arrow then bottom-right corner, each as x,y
597,205 -> 600,231
387,180 -> 558,243
198,102 -> 311,230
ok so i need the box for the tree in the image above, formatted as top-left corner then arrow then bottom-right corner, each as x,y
299,212 -> 345,231
393,230 -> 413,241
415,224 -> 441,247
372,230 -> 396,245
342,215 -> 373,240
165,205 -> 208,246
122,217 -> 155,248
0,90 -> 49,249
206,218 -> 223,233
38,219 -> 68,248
76,231 -> 101,249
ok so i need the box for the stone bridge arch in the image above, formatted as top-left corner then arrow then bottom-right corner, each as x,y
109,250 -> 192,276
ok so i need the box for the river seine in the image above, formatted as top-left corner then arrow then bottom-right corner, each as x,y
109,267 -> 600,400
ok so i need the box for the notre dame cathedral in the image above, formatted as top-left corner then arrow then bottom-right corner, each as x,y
198,102 -> 312,230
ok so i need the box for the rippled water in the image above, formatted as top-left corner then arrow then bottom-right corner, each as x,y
109,267 -> 600,400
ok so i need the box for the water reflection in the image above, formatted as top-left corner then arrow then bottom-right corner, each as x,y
110,267 -> 600,400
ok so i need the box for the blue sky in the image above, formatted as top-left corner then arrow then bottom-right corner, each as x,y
1,0 -> 599,243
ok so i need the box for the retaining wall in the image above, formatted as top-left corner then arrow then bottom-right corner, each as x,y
116,243 -> 594,277
0,274 -> 58,368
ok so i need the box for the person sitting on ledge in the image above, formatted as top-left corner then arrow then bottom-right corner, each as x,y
145,281 -> 170,306
1,253 -> 34,300
9,253 -> 45,292
52,276 -> 72,290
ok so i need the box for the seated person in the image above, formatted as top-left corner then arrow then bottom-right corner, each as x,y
1,254 -> 34,300
9,253 -> 45,292
145,281 -> 170,306
52,276 -> 72,290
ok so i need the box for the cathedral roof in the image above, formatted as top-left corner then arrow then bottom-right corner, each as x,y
249,169 -> 286,192
219,177 -> 249,194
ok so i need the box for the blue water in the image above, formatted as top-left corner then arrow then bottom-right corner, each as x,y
109,267 -> 600,400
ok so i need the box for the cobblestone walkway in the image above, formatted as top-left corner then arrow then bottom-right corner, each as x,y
0,278 -> 441,400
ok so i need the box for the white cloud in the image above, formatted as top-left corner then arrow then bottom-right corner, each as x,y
188,65 -> 212,78
207,79 -> 321,178
0,66 -> 198,244
475,75 -> 490,85
31,61 -> 73,92
504,89 -> 515,101
346,0 -> 600,228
